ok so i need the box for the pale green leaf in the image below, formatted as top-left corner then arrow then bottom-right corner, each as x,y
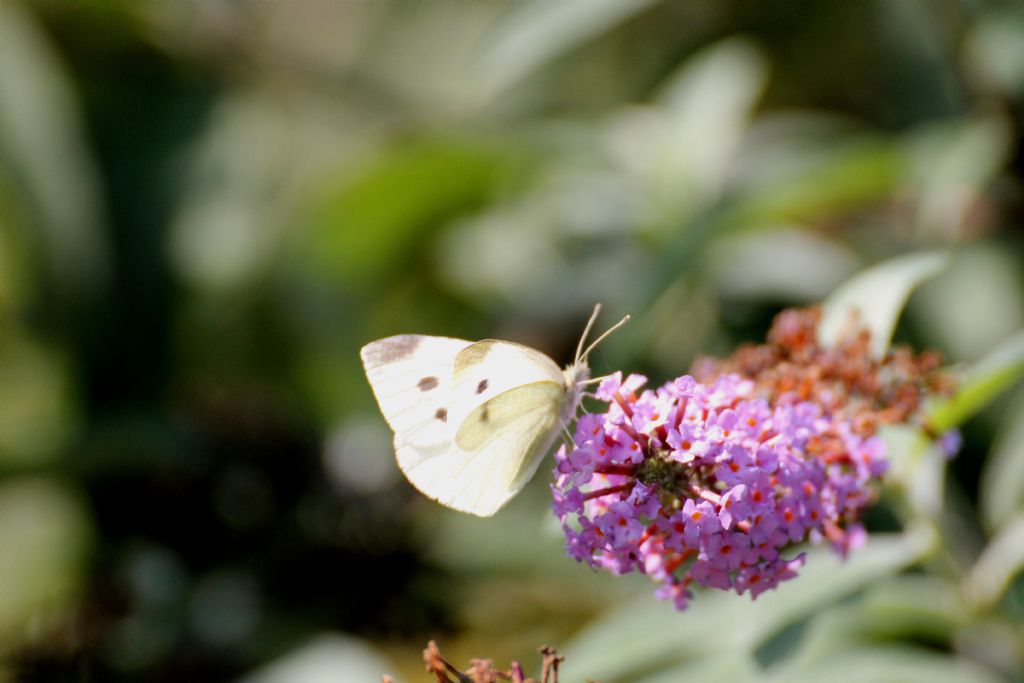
649,38 -> 768,207
979,389 -> 1024,530
908,116 -> 1012,239
759,576 -> 965,680
742,528 -> 936,647
638,140 -> 905,324
877,424 -> 932,491
0,478 -> 91,647
0,3 -> 110,299
297,141 -> 524,289
912,245 -> 1024,363
769,647 -> 1005,683
561,531 -> 932,683
818,250 -> 951,357
965,7 -> 1024,100
728,139 -> 903,229
633,653 -> 759,683
928,329 -> 1024,432
965,510 -> 1024,609
560,587 -> 737,683
471,0 -> 656,103
238,634 -> 394,683
857,575 -> 968,641
0,334 -> 77,467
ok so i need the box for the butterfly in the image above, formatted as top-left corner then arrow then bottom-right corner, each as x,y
359,305 -> 629,516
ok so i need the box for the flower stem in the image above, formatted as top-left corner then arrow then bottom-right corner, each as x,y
584,483 -> 633,501
594,464 -> 636,476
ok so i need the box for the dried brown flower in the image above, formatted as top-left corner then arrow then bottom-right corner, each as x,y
691,306 -> 953,440
395,641 -> 577,683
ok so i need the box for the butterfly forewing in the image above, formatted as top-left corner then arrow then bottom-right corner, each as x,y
360,334 -> 470,450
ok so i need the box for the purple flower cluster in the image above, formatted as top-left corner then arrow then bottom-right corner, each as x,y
552,372 -> 886,610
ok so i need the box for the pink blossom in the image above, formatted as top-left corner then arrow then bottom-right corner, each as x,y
552,373 -> 895,609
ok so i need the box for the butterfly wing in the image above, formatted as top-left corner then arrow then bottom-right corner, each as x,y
397,380 -> 566,516
360,334 -> 472,450
362,336 -> 574,516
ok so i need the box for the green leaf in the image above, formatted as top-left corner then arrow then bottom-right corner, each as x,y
857,575 -> 968,641
817,250 -> 951,357
815,577 -> 964,649
730,140 -> 904,230
907,115 -> 1012,239
966,510 -> 1024,609
560,588 -> 729,683
928,330 -> 1024,432
638,140 -> 904,321
471,0 -> 655,103
911,245 -> 1024,363
0,3 -> 110,300
979,390 -> 1024,531
769,646 -> 1005,683
879,425 -> 949,521
878,425 -> 931,487
0,477 -> 91,648
742,528 -> 936,647
561,531 -> 932,683
633,653 -> 759,683
296,140 -> 527,289
758,577 -> 965,681
966,6 -> 1024,98
639,38 -> 768,217
238,634 -> 395,683
0,334 -> 77,468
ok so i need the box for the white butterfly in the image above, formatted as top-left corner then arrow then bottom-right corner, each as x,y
360,305 -> 628,516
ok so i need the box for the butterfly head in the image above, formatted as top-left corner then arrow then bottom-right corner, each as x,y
562,304 -> 630,413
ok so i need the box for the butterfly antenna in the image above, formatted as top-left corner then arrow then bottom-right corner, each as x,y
578,373 -> 615,386
574,303 -> 603,366
580,314 -> 630,363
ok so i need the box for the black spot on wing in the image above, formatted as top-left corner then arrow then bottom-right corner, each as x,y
435,408 -> 447,422
418,376 -> 439,391
476,379 -> 489,394
480,406 -> 489,422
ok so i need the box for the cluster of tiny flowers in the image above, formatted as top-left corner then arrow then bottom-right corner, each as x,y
553,307 -> 959,609
552,372 -> 888,610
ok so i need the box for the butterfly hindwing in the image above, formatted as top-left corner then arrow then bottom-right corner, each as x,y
447,339 -> 565,428
397,381 -> 566,516
454,380 -> 562,451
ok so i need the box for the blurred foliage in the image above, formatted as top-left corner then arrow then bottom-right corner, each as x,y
0,0 -> 1023,681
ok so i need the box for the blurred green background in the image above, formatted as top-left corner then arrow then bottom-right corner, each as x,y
1,0 -> 1023,681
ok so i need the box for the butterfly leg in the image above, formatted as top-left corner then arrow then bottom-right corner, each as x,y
562,425 -> 574,443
